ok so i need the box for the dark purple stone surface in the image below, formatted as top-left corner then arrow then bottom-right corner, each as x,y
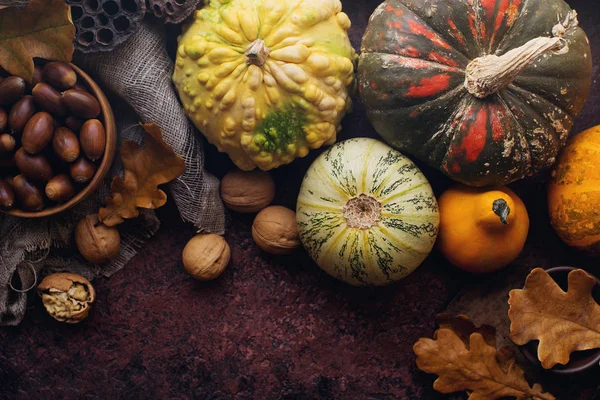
1,1 -> 599,398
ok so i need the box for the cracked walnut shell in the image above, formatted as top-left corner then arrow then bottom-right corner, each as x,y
221,169 -> 275,213
182,234 -> 231,281
37,273 -> 96,323
252,206 -> 300,255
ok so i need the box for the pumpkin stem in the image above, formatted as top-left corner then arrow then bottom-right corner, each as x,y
245,39 -> 270,66
492,199 -> 511,225
464,11 -> 578,99
343,194 -> 382,230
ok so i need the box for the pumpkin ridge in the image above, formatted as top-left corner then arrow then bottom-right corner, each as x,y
316,224 -> 348,263
485,0 -> 531,55
395,0 -> 473,61
365,51 -> 467,72
500,86 -> 571,163
378,181 -> 428,204
361,140 -> 378,194
262,0 -> 306,47
493,91 -> 534,169
377,224 -> 430,255
469,0 -> 485,53
438,95 -> 481,173
312,161 -> 351,200
421,91 -> 474,163
507,82 -> 576,120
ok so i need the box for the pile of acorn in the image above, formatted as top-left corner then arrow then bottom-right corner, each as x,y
0,61 -> 105,212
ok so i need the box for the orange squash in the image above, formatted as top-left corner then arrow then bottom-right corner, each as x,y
438,185 -> 529,273
548,125 -> 600,254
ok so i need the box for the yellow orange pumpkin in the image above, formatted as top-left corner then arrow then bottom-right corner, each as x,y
548,125 -> 600,254
438,185 -> 529,273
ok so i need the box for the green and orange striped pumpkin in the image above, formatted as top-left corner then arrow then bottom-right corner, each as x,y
358,0 -> 592,187
296,138 -> 439,286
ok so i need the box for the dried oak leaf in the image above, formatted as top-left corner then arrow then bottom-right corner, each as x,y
414,314 -> 554,400
508,268 -> 600,369
0,0 -> 74,82
99,123 -> 185,226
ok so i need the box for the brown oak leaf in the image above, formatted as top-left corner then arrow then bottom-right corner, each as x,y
508,268 -> 600,369
414,314 -> 554,400
99,123 -> 185,226
0,0 -> 75,82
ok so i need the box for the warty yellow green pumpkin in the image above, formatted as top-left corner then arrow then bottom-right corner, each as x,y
173,0 -> 357,171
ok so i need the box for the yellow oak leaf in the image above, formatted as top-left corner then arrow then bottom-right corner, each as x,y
414,315 -> 554,400
508,268 -> 600,369
99,123 -> 186,226
0,0 -> 75,82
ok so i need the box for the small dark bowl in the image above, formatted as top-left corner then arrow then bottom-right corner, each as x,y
520,266 -> 600,374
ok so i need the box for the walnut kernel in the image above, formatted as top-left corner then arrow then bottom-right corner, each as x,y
37,273 -> 95,323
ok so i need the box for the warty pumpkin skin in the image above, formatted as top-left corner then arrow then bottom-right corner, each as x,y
358,0 -> 592,187
173,0 -> 356,171
548,126 -> 600,255
437,185 -> 529,273
296,138 -> 439,286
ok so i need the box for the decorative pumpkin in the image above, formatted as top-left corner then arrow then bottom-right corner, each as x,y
437,185 -> 529,273
296,138 -> 439,286
173,0 -> 356,171
548,125 -> 600,255
358,0 -> 592,187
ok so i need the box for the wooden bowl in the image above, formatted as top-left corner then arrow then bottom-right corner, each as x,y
520,266 -> 600,374
4,64 -> 116,218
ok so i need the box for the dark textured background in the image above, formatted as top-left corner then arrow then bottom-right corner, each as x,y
1,1 -> 599,399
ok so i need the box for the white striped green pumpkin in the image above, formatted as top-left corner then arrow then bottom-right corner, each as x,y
296,138 -> 439,286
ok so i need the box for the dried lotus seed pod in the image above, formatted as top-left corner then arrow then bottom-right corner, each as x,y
145,0 -> 203,24
37,273 -> 96,323
66,0 -> 146,53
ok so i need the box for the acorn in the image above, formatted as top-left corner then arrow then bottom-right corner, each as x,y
52,127 -> 80,162
0,107 -> 7,132
32,83 -> 68,117
80,119 -> 105,161
71,82 -> 89,92
0,134 -> 15,153
65,116 -> 84,133
42,62 -> 77,91
32,65 -> 44,87
8,96 -> 36,134
0,77 -> 25,105
62,90 -> 100,119
0,179 -> 15,209
70,157 -> 96,184
13,174 -> 44,211
45,174 -> 75,203
22,111 -> 54,154
15,148 -> 53,182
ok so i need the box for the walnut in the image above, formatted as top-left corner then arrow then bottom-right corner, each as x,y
37,273 -> 95,323
75,214 -> 120,264
252,206 -> 300,255
182,234 -> 231,281
221,169 -> 275,213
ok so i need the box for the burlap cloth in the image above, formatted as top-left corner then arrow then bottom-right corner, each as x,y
0,19 -> 225,325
